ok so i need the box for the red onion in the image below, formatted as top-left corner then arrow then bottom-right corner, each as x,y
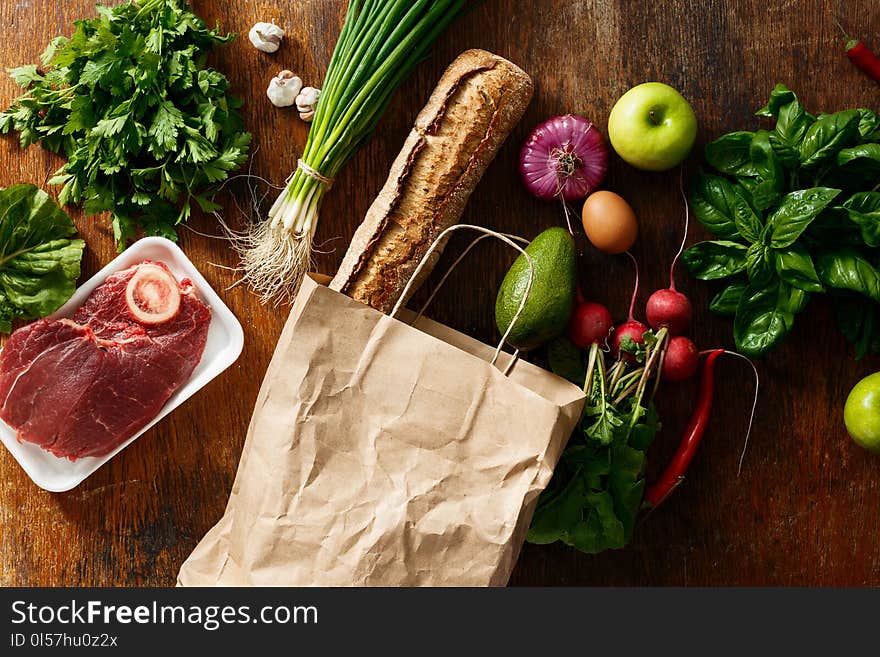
519,115 -> 609,202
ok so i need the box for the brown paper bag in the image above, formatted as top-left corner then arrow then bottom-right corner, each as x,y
178,234 -> 585,586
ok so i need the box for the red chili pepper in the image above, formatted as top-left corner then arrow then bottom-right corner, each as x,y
846,39 -> 880,82
644,348 -> 724,508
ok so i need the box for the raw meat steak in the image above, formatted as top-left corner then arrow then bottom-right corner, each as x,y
0,261 -> 211,460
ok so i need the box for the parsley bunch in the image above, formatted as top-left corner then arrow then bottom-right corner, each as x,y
0,0 -> 250,249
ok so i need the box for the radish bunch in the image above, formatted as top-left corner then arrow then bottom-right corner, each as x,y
647,184 -> 698,382
567,185 -> 700,382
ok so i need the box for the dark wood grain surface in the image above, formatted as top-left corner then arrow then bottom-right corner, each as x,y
0,0 -> 878,586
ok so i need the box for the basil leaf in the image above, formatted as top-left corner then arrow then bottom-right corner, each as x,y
774,244 -> 823,293
705,131 -> 756,176
734,279 -> 797,357
836,298 -> 880,360
0,184 -> 85,332
837,143 -> 880,167
767,187 -> 841,248
843,192 -> 880,247
744,129 -> 784,210
689,174 -> 747,239
547,337 -> 586,386
857,108 -> 880,140
756,83 -> 796,118
786,287 -> 811,314
802,206 -> 864,251
682,240 -> 748,280
771,100 -> 814,169
815,248 -> 880,302
710,280 -> 748,316
822,143 -> 880,192
728,184 -> 763,241
775,99 -> 813,148
799,109 -> 861,170
746,242 -> 774,285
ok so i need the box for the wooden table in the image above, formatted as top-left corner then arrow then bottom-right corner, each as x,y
1,0 -> 878,587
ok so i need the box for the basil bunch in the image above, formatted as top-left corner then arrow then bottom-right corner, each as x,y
684,85 -> 880,358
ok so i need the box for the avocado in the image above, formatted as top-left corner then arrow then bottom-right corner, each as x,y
495,227 -> 577,350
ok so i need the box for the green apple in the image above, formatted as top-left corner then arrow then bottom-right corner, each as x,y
844,372 -> 880,454
607,82 -> 698,171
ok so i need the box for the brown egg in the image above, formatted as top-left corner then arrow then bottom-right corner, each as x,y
581,191 -> 638,254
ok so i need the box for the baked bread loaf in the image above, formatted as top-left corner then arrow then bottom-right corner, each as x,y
330,49 -> 533,312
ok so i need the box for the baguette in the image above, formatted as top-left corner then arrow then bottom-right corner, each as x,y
330,49 -> 533,312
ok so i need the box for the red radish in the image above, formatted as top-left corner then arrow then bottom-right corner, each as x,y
125,262 -> 181,325
647,288 -> 692,336
661,336 -> 700,382
646,172 -> 693,335
611,319 -> 648,362
568,301 -> 613,349
611,252 -> 648,362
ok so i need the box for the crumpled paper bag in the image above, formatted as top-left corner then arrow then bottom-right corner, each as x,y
178,276 -> 585,586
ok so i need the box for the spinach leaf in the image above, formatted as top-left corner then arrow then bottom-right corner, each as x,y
705,131 -> 756,176
843,192 -> 880,247
688,173 -> 743,239
799,109 -> 862,171
774,244 -> 823,293
0,184 -> 85,332
767,187 -> 841,248
710,280 -> 748,316
836,298 -> 880,360
734,279 -> 797,357
815,248 -> 880,302
682,240 -> 748,280
547,337 -> 586,386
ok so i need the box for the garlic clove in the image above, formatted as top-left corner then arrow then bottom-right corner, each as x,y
249,22 -> 285,53
267,71 -> 303,108
295,86 -> 321,120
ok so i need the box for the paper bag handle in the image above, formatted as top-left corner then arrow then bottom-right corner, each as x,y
390,224 -> 535,374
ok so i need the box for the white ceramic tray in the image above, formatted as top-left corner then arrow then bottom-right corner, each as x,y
0,237 -> 244,492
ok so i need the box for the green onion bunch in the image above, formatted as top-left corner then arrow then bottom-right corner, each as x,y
241,0 -> 470,302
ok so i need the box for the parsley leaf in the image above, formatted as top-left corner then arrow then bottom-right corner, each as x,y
0,0 -> 250,250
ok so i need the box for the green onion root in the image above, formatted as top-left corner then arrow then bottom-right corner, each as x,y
238,169 -> 326,303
